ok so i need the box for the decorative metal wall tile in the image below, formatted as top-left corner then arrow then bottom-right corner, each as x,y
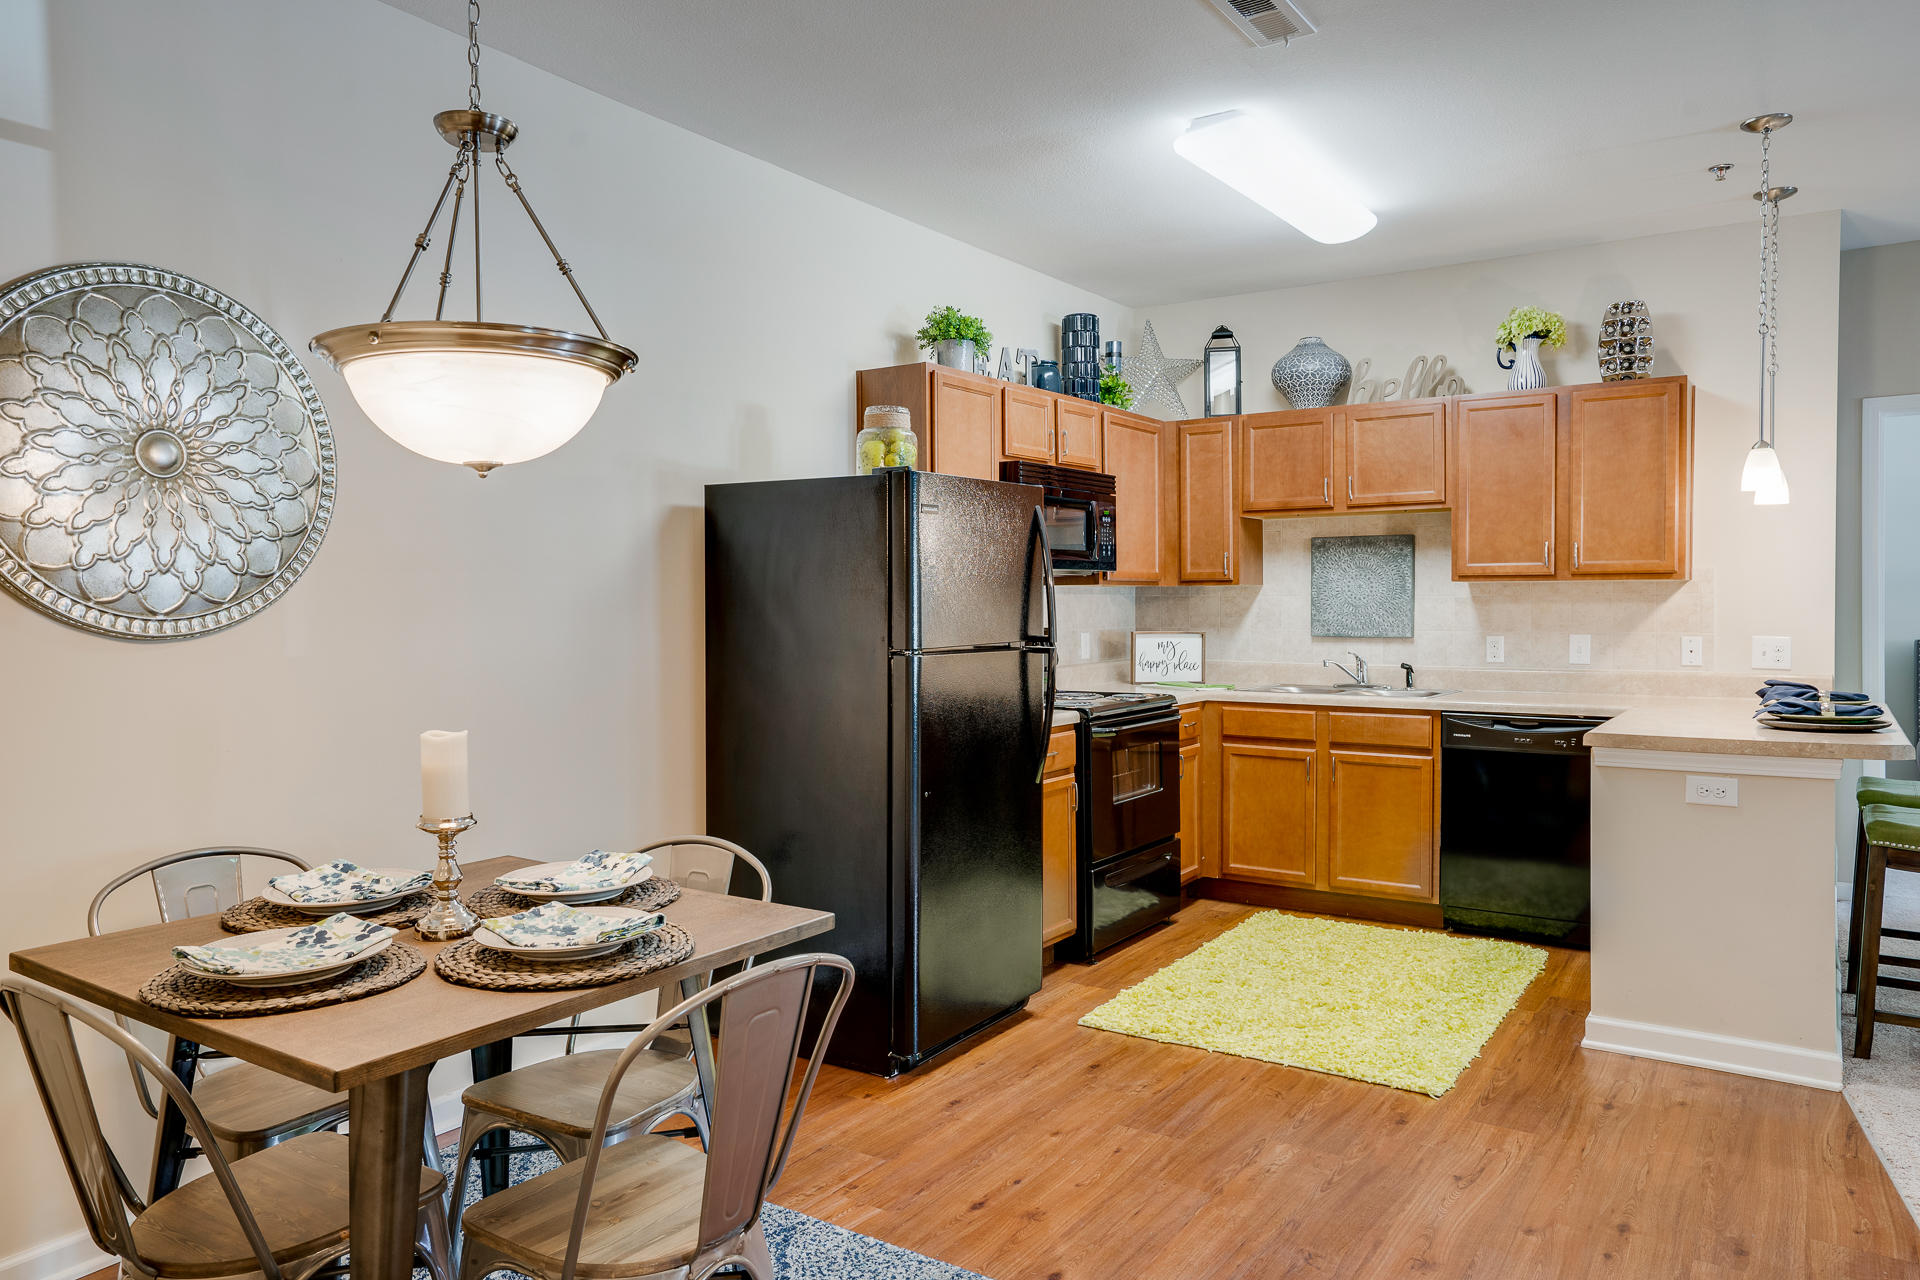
0,263 -> 334,639
1311,535 -> 1414,638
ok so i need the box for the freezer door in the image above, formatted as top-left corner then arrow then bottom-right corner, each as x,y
893,471 -> 1047,652
896,646 -> 1046,1060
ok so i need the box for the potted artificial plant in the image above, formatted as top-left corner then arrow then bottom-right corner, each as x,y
1494,306 -> 1569,391
916,305 -> 993,371
1098,369 -> 1135,409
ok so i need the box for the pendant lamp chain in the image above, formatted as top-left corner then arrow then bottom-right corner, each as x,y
468,0 -> 482,111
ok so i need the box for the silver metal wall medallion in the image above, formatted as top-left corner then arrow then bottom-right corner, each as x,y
0,263 -> 334,639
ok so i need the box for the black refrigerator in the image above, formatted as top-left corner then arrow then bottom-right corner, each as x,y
705,470 -> 1056,1076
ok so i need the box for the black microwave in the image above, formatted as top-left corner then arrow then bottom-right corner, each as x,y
1000,460 -> 1117,574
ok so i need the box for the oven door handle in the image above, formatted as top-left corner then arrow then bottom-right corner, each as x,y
1103,845 -> 1179,889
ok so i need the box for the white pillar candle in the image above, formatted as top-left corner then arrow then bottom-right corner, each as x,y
420,729 -> 470,823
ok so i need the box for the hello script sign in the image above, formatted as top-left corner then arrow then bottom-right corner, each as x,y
1131,632 -> 1205,683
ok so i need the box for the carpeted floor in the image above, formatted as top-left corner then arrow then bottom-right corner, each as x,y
1076,910 -> 1545,1097
1840,871 -> 1920,1228
437,1140 -> 987,1279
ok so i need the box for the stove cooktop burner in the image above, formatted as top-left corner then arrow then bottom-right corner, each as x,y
1054,689 -> 1179,720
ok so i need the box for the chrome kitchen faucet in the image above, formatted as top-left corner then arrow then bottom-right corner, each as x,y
1323,652 -> 1369,686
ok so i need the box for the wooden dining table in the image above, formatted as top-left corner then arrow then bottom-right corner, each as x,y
9,855 -> 834,1280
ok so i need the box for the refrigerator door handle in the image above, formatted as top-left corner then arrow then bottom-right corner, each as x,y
1026,504 -> 1059,783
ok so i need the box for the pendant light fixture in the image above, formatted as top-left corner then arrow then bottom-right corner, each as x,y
1738,112 -> 1794,506
311,1 -> 636,477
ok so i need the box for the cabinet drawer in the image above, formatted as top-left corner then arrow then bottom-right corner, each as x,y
1178,707 -> 1203,741
1044,726 -> 1078,776
1220,705 -> 1317,742
1327,711 -> 1433,751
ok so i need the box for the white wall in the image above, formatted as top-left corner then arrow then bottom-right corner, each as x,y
1089,217 -> 1844,684
0,0 -> 1127,1269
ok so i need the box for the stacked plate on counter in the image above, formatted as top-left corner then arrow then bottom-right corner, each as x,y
1755,681 -> 1893,733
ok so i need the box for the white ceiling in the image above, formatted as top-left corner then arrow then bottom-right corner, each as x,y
379,0 -> 1920,307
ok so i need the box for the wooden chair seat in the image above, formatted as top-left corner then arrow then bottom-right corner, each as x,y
461,1047 -> 696,1139
460,1134 -> 705,1279
191,1061 -> 348,1145
129,1132 -> 441,1279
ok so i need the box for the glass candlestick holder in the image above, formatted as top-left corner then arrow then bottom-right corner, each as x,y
415,813 -> 479,940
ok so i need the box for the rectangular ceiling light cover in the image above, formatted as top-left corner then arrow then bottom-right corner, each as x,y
1208,0 -> 1317,48
1173,110 -> 1376,244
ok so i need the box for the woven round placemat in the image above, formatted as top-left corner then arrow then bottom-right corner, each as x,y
219,890 -> 437,934
138,944 -> 427,1017
463,877 -> 682,920
433,923 -> 694,991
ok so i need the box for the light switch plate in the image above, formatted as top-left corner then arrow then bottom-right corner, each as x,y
1569,634 -> 1591,665
1680,635 -> 1703,667
1752,635 -> 1791,669
1686,775 -> 1738,807
1486,635 -> 1506,664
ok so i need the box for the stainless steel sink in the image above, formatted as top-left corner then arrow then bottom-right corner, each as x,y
1239,683 -> 1352,694
1346,687 -> 1457,698
1239,683 -> 1457,698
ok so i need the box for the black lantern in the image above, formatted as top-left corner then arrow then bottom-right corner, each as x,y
1203,325 -> 1241,416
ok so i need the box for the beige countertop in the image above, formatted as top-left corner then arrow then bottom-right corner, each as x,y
1047,678 -> 1915,761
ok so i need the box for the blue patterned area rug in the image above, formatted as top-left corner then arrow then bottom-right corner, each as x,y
438,1138 -> 987,1279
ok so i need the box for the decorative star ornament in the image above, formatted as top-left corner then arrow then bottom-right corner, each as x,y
1121,319 -> 1203,416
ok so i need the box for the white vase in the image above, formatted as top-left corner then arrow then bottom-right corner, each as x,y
1501,335 -> 1547,391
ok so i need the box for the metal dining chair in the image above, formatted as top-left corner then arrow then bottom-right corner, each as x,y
2,974 -> 453,1280
90,848 -> 352,1195
456,953 -> 854,1280
449,837 -> 774,1227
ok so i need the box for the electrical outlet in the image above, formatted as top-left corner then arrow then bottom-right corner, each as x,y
1568,634 -> 1591,665
1078,631 -> 1092,661
1751,635 -> 1792,669
1680,635 -> 1703,667
1685,775 -> 1739,807
1485,635 -> 1506,664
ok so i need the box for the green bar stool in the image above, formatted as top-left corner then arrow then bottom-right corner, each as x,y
1853,803 -> 1920,1058
1847,777 -> 1920,997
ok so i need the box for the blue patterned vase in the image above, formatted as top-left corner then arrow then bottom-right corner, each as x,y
1270,336 -> 1352,409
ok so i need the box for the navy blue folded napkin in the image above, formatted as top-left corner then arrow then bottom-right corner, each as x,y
1755,697 -> 1887,718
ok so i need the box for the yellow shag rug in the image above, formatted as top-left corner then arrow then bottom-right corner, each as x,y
1078,912 -> 1546,1097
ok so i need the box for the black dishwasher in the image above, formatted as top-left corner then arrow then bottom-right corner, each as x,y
1439,713 -> 1607,948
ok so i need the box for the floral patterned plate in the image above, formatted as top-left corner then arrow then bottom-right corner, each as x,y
493,851 -> 654,904
173,916 -> 396,988
473,905 -> 665,961
262,862 -> 433,914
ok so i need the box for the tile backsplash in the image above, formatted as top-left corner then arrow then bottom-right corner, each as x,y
1056,511 -> 1725,680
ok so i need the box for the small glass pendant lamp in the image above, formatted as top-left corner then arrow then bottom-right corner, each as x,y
310,1 -> 635,477
1738,112 -> 1794,506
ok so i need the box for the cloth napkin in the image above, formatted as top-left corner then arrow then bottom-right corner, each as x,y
479,901 -> 664,949
267,860 -> 431,904
495,850 -> 653,894
1757,699 -> 1887,718
173,913 -> 395,976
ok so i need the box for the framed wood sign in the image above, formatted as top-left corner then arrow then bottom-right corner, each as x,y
1131,631 -> 1205,684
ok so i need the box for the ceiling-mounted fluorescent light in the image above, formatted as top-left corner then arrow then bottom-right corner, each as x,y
1173,110 -> 1376,244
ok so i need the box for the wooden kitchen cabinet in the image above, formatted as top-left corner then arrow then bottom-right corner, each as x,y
1325,749 -> 1436,900
1240,408 -> 1336,513
1054,397 -> 1103,471
928,369 -> 1001,480
1001,384 -> 1056,463
1452,391 -> 1559,578
1220,741 -> 1318,886
1102,409 -> 1171,585
1177,707 -> 1202,883
1041,725 -> 1078,947
1343,399 -> 1446,508
1176,418 -> 1260,584
1567,378 -> 1689,577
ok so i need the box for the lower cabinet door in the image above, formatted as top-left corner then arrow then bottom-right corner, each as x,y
1220,742 -> 1316,886
1041,772 -> 1078,945
1178,741 -> 1201,881
1325,749 -> 1435,900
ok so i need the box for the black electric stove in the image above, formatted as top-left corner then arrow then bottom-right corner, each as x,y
1053,690 -> 1183,957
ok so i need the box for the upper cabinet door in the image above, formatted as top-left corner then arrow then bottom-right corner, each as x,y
929,369 -> 1002,481
1054,397 -> 1103,471
1241,409 -> 1335,513
1001,385 -> 1055,463
1343,400 -> 1446,508
1567,379 -> 1687,576
1451,392 -> 1558,578
1178,419 -> 1235,583
1102,410 -> 1167,585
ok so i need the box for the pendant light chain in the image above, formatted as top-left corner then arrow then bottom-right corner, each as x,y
1765,165 -> 1781,449
468,0 -> 483,110
1754,124 -> 1775,450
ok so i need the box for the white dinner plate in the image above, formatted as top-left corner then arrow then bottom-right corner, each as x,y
260,867 -> 426,915
493,864 -> 653,904
471,905 -> 660,961
178,933 -> 394,988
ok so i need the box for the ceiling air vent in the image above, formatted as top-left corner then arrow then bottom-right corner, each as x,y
1207,0 -> 1316,47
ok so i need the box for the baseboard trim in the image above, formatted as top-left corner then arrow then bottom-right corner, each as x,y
1583,1013 -> 1842,1090
0,1230 -> 109,1280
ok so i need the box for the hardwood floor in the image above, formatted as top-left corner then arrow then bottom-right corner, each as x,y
777,898 -> 1920,1279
